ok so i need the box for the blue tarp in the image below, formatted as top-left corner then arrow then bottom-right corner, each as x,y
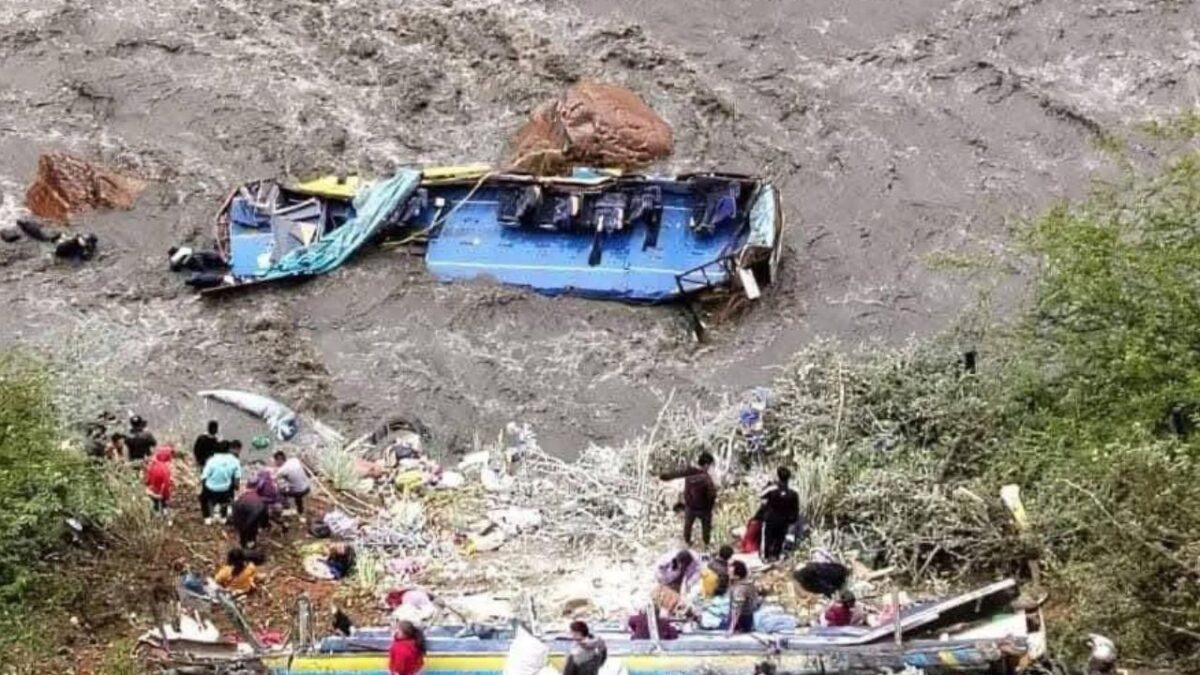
423,183 -> 741,302
228,228 -> 274,277
250,170 -> 420,282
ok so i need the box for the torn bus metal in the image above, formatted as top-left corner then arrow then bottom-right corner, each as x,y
186,167 -> 784,304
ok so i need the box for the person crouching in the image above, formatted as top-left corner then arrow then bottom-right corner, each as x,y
230,486 -> 269,549
215,547 -> 257,596
823,590 -> 865,627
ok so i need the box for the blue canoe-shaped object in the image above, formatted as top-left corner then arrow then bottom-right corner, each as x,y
262,634 -> 1025,675
253,580 -> 1040,675
204,168 -> 784,303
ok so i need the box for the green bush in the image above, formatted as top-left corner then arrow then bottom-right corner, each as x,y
0,355 -> 113,619
745,152 -> 1200,668
1019,154 -> 1200,440
763,342 -> 1021,580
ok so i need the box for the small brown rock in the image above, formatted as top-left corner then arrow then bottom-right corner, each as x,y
24,152 -> 146,222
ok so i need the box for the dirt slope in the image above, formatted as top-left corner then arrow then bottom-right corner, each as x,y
0,0 -> 1196,455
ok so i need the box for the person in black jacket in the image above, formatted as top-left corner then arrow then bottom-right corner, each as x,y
125,415 -> 157,463
193,420 -> 221,469
659,451 -> 718,547
230,487 -> 270,549
563,621 -> 607,675
759,466 -> 801,561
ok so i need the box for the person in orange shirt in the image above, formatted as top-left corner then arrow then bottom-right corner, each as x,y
214,548 -> 257,595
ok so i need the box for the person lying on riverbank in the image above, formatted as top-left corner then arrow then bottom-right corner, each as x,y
326,542 -> 357,580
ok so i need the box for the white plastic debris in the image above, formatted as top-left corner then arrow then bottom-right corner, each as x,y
391,500 -> 426,530
503,627 -> 550,675
140,611 -> 220,644
481,467 -> 514,492
619,498 -> 644,518
487,507 -> 543,535
323,510 -> 359,538
504,422 -> 539,462
450,593 -> 515,622
458,450 -> 491,471
1089,634 -> 1117,664
598,658 -> 630,675
390,601 -> 436,627
471,529 -> 508,552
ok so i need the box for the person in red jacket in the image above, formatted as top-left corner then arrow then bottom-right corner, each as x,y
144,446 -> 174,518
823,590 -> 862,627
388,620 -> 426,675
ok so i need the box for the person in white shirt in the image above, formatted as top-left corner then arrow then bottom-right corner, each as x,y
273,451 -> 311,519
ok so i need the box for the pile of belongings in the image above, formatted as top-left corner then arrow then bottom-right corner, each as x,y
350,416 -> 465,493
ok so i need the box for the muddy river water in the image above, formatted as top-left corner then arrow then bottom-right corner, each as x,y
0,0 -> 1196,456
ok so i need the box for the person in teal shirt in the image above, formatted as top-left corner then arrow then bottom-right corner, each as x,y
200,440 -> 243,524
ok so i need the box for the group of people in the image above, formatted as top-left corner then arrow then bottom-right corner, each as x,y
659,453 -> 802,561
192,421 -> 312,549
83,411 -> 369,607
649,544 -> 761,636
157,421 -> 358,599
153,421 -> 845,672
132,418 -> 312,547
636,454 -> 838,637
85,413 -> 159,463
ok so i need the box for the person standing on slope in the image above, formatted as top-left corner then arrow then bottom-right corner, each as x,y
659,451 -> 718,547
193,420 -> 221,470
759,466 -> 801,561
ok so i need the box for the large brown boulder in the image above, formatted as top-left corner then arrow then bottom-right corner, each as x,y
25,152 -> 146,222
510,82 -> 673,173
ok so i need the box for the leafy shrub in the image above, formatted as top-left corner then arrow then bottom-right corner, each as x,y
731,153 -> 1200,668
0,355 -> 113,620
